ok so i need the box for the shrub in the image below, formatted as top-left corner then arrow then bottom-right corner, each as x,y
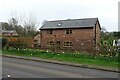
1,38 -> 8,48
8,41 -> 27,49
99,44 -> 118,57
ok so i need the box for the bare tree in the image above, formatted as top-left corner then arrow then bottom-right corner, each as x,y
8,18 -> 18,27
23,13 -> 39,37
7,17 -> 25,36
7,11 -> 39,37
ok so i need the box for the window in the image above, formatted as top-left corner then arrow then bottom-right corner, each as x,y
57,23 -> 62,26
63,41 -> 73,47
47,30 -> 53,34
47,41 -> 53,45
65,29 -> 72,34
56,41 -> 60,44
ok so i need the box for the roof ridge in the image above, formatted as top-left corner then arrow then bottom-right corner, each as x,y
47,18 -> 98,22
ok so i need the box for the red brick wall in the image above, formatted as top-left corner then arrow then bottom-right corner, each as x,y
96,21 -> 101,44
41,28 -> 96,53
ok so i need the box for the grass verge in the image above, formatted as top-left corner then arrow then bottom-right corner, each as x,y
1,49 -> 119,69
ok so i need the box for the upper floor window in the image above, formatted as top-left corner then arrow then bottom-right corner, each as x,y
65,29 -> 72,34
47,30 -> 53,34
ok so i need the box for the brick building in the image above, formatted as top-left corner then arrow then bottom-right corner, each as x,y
33,33 -> 41,48
0,22 -> 18,37
39,18 -> 101,53
1,30 -> 18,37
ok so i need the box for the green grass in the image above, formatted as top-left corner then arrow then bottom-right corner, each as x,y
2,48 -> 119,68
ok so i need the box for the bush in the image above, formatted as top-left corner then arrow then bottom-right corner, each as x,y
8,41 -> 27,49
1,38 -> 8,48
98,45 -> 118,57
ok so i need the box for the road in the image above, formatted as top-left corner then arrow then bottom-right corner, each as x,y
2,56 -> 119,78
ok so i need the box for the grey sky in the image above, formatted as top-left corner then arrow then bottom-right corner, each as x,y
0,0 -> 119,31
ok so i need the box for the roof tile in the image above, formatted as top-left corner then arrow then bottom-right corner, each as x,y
40,18 -> 98,29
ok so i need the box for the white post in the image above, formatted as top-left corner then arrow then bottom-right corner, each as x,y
113,40 -> 116,46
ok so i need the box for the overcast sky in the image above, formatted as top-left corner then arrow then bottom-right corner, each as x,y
0,0 -> 119,32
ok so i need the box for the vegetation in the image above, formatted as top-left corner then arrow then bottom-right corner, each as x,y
2,16 -> 39,37
8,41 -> 27,49
99,30 -> 120,57
2,48 -> 119,68
1,38 -> 8,48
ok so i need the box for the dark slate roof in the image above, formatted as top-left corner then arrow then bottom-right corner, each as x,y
1,30 -> 17,33
40,18 -> 99,30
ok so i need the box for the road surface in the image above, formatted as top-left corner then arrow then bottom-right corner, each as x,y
2,56 -> 119,78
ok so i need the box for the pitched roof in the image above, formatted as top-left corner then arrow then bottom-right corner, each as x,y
1,30 -> 17,33
40,18 -> 99,30
0,30 -> 18,36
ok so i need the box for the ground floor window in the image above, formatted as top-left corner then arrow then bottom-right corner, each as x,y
63,41 -> 73,47
47,41 -> 53,46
